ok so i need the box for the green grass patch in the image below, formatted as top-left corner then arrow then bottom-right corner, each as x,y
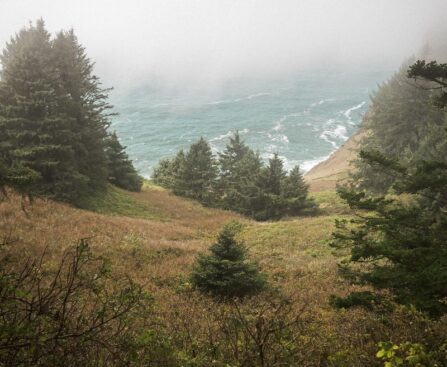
241,215 -> 342,258
78,184 -> 168,221
310,190 -> 351,215
142,179 -> 165,191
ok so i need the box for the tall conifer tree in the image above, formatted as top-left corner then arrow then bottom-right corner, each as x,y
52,29 -> 111,194
0,20 -> 77,200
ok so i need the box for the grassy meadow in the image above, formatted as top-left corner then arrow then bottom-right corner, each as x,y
0,183 -> 443,366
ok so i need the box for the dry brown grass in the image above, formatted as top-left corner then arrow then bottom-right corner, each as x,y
1,185 -> 444,366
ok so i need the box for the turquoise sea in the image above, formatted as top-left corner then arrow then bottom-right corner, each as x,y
110,70 -> 392,178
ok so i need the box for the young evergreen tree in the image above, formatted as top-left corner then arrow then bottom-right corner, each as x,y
0,20 -> 78,201
173,137 -> 217,203
152,158 -> 175,188
190,222 -> 266,299
218,131 -> 251,178
281,165 -> 312,216
263,153 -> 286,195
255,153 -> 286,220
332,60 -> 447,318
218,132 -> 264,215
105,132 -> 142,192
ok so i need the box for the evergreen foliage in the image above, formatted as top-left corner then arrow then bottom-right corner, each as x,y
408,60 -> 447,108
351,62 -> 445,193
152,133 -> 314,220
105,132 -> 142,191
281,166 -> 312,216
332,60 -> 447,318
173,137 -> 217,203
0,20 -> 140,202
0,20 -> 78,201
217,132 -> 264,217
190,222 -> 266,299
51,29 -> 112,194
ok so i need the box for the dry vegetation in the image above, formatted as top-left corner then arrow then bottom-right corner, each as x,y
1,184 -> 445,366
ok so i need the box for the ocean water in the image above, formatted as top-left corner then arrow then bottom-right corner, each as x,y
110,70 -> 391,178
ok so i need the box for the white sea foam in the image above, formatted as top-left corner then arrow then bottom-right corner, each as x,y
268,154 -> 323,173
209,131 -> 233,142
207,92 -> 272,106
207,100 -> 228,105
209,128 -> 249,142
300,155 -> 331,173
310,98 -> 336,108
272,112 -> 303,132
246,92 -> 272,100
270,134 -> 289,144
343,101 -> 366,120
320,122 -> 348,149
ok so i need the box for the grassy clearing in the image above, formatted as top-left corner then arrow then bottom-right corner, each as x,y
310,189 -> 351,215
1,185 -> 441,366
78,184 -> 168,221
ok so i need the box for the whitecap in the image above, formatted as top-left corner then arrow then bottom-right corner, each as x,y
209,131 -> 234,142
272,112 -> 303,132
246,92 -> 272,100
300,155 -> 331,173
207,92 -> 272,106
344,101 -> 366,120
319,124 -> 348,149
209,128 -> 249,142
310,98 -> 336,108
207,99 -> 228,105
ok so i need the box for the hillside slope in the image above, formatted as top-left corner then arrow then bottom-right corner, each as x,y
0,181 -> 438,365
305,129 -> 365,191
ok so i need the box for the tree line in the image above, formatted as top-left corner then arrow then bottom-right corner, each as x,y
153,132 -> 316,220
0,20 -> 142,204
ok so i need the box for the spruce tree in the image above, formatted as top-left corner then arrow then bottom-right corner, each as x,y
218,132 -> 263,215
352,62 -> 444,193
281,166 -> 312,216
105,132 -> 142,192
256,153 -> 287,220
0,21 -> 120,202
52,29 -> 111,194
332,60 -> 447,317
173,137 -> 217,203
152,134 -> 313,220
218,131 -> 250,177
0,20 -> 78,201
190,222 -> 266,299
152,158 -> 175,188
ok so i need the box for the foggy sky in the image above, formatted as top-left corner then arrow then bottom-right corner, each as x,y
1,0 -> 446,89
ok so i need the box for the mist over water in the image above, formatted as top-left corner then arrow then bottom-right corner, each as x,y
1,0 -> 446,177
111,69 -> 392,177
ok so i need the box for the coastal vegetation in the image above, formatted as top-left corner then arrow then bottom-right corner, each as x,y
153,133 -> 315,220
0,20 -> 141,205
0,19 -> 446,367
